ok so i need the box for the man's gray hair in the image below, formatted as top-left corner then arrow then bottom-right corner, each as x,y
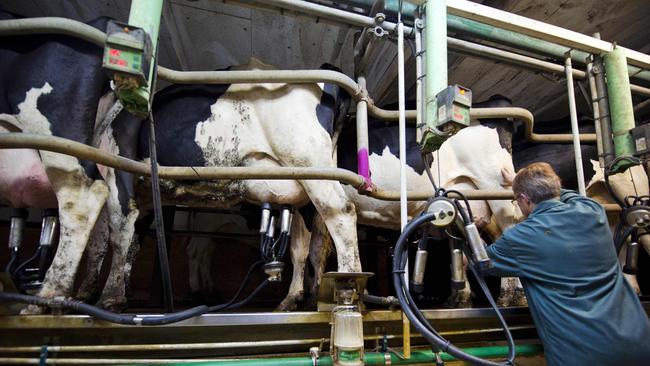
513,162 -> 562,204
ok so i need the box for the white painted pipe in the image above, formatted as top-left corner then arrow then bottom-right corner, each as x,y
356,76 -> 371,190
565,54 -> 586,196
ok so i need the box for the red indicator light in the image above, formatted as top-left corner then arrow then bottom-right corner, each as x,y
110,49 -> 121,56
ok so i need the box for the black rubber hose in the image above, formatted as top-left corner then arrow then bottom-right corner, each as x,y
208,260 -> 264,312
147,115 -> 174,313
0,260 -> 270,325
226,279 -> 270,310
615,226 -> 636,256
259,234 -> 268,261
454,199 -> 472,226
37,245 -> 51,282
12,247 -> 42,281
361,293 -> 400,307
613,217 -> 625,246
278,233 -> 290,259
422,153 -> 440,194
0,292 -> 207,325
5,248 -> 18,275
446,190 -> 474,222
392,212 -> 515,366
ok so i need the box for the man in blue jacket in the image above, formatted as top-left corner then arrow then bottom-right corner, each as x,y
485,162 -> 650,366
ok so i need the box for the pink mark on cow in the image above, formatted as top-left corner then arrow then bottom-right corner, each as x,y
357,148 -> 373,192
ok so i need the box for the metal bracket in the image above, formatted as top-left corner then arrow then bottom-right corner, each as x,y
317,272 -> 373,312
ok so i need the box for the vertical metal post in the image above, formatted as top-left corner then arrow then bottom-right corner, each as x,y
594,58 -> 615,166
397,13 -> 410,360
604,46 -> 637,168
564,53 -> 586,195
414,15 -> 424,145
356,76 -> 372,191
420,0 -> 448,152
586,59 -> 604,167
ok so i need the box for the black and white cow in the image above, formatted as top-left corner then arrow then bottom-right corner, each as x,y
292,97 -> 523,309
104,58 -> 357,311
0,12 -> 143,312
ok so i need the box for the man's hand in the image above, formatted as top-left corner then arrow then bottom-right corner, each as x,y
501,168 -> 516,187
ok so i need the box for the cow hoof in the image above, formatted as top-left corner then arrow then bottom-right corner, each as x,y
303,295 -> 318,310
275,299 -> 298,312
20,304 -> 46,315
512,288 -> 528,307
443,291 -> 473,309
276,294 -> 304,312
98,297 -> 127,313
497,292 -> 512,307
75,289 -> 96,303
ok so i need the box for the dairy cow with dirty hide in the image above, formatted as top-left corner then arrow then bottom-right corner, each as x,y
0,12 -> 142,313
292,96 -> 525,309
112,59 -> 359,311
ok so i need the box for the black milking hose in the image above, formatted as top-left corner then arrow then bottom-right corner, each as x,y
147,114 -> 174,313
392,212 -> 516,366
0,292 -> 208,325
0,259 -> 269,325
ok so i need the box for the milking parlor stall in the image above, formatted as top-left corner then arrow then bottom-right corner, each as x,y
1,0 -> 649,364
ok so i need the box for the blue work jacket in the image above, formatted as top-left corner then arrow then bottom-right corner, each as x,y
485,189 -> 650,366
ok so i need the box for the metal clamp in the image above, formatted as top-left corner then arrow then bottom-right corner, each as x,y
310,346 -> 320,366
374,13 -> 385,25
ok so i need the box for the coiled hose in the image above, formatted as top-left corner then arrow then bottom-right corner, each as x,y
392,212 -> 516,366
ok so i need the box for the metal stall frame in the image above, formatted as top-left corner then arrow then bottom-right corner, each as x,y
0,2 -> 645,363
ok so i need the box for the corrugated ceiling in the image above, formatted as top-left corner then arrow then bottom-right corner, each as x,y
2,0 -> 649,121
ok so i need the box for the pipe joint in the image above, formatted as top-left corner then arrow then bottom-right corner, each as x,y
355,88 -> 371,103
374,12 -> 386,25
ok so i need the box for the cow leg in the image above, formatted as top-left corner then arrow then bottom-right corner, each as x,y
96,186 -> 139,312
277,212 -> 311,311
75,206 -> 110,302
497,277 -> 527,307
187,237 -> 219,301
89,157 -> 140,311
300,181 -> 360,273
308,213 -> 332,300
22,163 -> 109,314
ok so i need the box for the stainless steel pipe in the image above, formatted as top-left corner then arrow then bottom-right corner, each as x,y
470,108 -> 597,143
5,132 -> 625,210
0,133 -> 508,201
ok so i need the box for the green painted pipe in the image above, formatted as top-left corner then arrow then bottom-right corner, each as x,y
145,344 -> 543,366
446,15 -> 650,83
605,47 -> 637,172
419,0 -> 449,153
122,0 -> 164,114
332,0 -> 650,83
